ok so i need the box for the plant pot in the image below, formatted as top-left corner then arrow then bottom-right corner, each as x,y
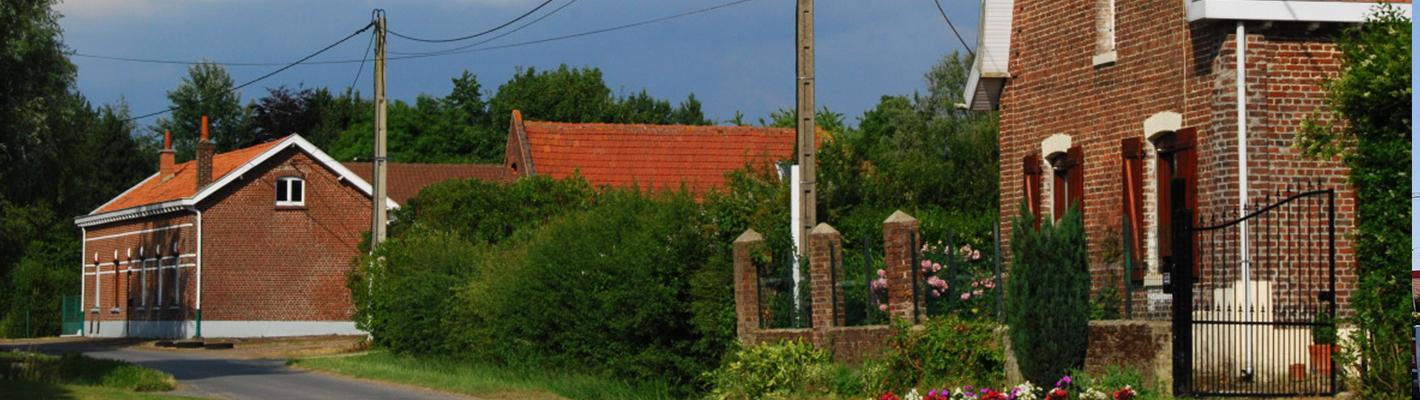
1289,363 -> 1306,381
1308,344 -> 1335,375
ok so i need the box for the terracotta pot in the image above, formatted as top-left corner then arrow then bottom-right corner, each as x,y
1309,344 -> 1335,375
1289,363 -> 1306,381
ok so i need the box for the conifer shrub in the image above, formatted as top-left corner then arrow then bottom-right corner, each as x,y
1006,203 -> 1090,387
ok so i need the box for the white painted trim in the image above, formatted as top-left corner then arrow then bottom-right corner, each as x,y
84,224 -> 194,242
83,270 -> 121,276
275,176 -> 306,207
75,134 -> 403,228
85,320 -> 365,339
1143,111 -> 1183,139
1041,134 -> 1073,159
1186,0 -> 1410,23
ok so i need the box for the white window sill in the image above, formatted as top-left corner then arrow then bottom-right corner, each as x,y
1092,50 -> 1117,67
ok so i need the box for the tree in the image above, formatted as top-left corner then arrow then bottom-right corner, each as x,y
487,65 -> 613,132
251,85 -> 321,145
1295,5 -> 1411,398
151,62 -> 252,160
0,0 -> 77,206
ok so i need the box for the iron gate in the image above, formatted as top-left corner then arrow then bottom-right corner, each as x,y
62,294 -> 84,336
1171,187 -> 1336,397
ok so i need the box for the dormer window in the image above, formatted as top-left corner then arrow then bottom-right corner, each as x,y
276,177 -> 305,207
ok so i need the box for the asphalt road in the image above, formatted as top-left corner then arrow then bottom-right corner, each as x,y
1,339 -> 473,400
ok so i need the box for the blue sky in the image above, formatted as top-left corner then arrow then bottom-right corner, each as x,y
55,0 -> 978,128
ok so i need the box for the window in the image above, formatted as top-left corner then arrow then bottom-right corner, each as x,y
276,177 -> 305,207
1049,146 -> 1084,221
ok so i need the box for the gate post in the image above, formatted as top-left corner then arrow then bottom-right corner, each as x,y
1169,181 -> 1194,397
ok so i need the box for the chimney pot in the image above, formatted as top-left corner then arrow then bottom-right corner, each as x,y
159,131 -> 176,175
196,116 -> 215,188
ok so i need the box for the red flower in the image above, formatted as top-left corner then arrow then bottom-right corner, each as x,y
1113,386 -> 1136,400
980,389 -> 1007,400
1044,388 -> 1069,400
880,391 -> 900,400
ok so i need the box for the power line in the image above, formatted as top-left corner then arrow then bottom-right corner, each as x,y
933,0 -> 975,59
126,22 -> 376,122
388,0 -> 759,61
351,30 -> 377,89
77,0 -> 758,68
389,0 -> 583,57
386,0 -> 557,43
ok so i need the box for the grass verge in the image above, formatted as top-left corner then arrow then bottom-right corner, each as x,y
0,380 -> 205,400
289,351 -> 676,400
1,351 -> 189,399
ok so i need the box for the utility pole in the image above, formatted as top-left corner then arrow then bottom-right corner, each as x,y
371,10 -> 389,249
795,0 -> 816,253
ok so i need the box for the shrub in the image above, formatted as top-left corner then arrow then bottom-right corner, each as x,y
1006,203 -> 1090,388
348,227 -> 484,355
865,315 -> 1005,393
703,340 -> 833,400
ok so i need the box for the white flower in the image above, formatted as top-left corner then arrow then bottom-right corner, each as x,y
1080,388 -> 1108,400
905,388 -> 923,400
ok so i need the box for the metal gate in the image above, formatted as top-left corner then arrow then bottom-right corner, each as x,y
62,294 -> 84,336
1171,187 -> 1336,397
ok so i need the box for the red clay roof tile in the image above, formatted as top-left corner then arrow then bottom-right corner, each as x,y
94,139 -> 286,214
342,162 -> 510,204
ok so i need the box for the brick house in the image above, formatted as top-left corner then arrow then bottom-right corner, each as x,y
74,120 -> 394,338
968,0 -> 1410,318
503,110 -> 800,193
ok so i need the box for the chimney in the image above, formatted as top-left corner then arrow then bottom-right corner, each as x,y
159,130 -> 176,175
196,115 -> 215,188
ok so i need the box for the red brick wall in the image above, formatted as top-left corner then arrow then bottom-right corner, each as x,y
82,146 -> 371,330
999,0 -> 1357,320
199,148 -> 370,321
83,214 -> 197,326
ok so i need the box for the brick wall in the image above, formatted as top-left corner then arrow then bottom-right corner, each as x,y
199,149 -> 369,321
734,213 -> 926,364
998,0 -> 1357,320
82,146 -> 371,334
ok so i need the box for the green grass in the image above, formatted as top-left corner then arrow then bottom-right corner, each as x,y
0,351 -> 178,393
0,380 -> 205,400
290,351 -> 677,400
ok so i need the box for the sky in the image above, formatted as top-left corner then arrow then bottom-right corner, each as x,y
55,0 -> 978,128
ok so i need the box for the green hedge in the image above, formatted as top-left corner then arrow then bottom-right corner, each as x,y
1006,203 -> 1089,387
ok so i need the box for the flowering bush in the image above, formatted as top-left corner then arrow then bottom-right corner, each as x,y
873,373 -> 1150,400
918,239 -> 999,319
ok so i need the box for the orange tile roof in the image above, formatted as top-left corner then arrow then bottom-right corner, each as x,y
342,162 -> 511,204
521,121 -> 801,193
94,139 -> 286,214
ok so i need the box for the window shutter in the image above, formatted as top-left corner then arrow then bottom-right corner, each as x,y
1023,154 -> 1042,228
1121,138 -> 1145,280
1066,146 -> 1085,214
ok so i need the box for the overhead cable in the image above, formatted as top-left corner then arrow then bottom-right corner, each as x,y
933,0 -> 975,59
386,0 -> 557,43
126,22 -> 376,122
389,0 -> 583,57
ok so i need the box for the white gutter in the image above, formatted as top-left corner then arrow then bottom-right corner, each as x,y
188,206 -> 204,338
1236,21 -> 1254,376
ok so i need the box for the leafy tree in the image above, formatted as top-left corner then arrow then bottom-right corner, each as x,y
306,87 -> 369,151
1295,5 -> 1411,398
1007,204 -> 1090,388
487,65 -> 614,132
150,62 -> 253,160
250,85 -> 321,144
0,0 -> 77,207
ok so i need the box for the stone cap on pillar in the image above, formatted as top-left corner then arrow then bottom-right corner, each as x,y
884,210 -> 917,224
735,229 -> 763,243
810,223 -> 839,236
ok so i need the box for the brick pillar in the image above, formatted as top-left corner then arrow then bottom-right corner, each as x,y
884,210 -> 923,323
809,223 -> 843,338
733,229 -> 764,342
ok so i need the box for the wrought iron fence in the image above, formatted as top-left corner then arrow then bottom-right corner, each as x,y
838,236 -> 888,326
756,250 -> 812,329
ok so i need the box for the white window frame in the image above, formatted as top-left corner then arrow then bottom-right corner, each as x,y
276,177 -> 305,207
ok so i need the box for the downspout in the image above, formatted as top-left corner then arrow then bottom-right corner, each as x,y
187,206 -> 203,339
1235,20 -> 1253,376
80,227 -> 86,336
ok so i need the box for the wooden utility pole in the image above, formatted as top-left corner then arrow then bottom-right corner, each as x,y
371,11 -> 389,248
795,0 -> 816,254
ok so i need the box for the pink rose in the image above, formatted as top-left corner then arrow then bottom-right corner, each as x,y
878,303 -> 889,312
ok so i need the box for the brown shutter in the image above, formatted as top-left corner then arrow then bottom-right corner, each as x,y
1066,146 -> 1085,214
1121,138 -> 1145,280
1023,154 -> 1042,228
1174,128 -> 1199,276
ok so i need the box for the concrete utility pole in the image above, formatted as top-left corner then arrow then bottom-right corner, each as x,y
371,11 -> 389,249
795,0 -> 816,254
